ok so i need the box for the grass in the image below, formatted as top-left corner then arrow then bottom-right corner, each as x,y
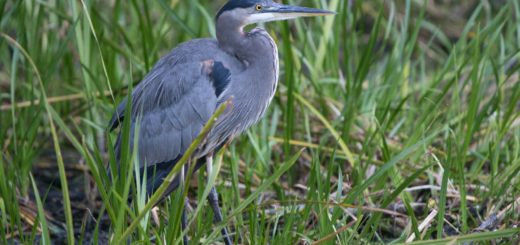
1,0 -> 520,244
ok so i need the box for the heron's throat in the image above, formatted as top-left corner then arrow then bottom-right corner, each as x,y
216,16 -> 248,57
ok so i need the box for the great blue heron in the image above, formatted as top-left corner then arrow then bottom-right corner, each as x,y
108,0 -> 333,244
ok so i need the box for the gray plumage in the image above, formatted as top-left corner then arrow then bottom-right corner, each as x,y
110,16 -> 282,196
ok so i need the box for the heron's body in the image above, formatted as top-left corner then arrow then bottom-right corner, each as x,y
108,1 -> 332,244
110,28 -> 278,194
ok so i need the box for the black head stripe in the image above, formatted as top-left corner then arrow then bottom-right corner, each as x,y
216,0 -> 258,19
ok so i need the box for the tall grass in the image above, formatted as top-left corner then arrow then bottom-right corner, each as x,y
1,0 -> 519,244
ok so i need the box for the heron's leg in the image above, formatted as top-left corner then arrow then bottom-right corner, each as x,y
151,207 -> 161,227
181,198 -> 189,245
180,164 -> 188,245
206,156 -> 232,245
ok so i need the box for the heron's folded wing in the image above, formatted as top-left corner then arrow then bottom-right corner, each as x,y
111,60 -> 231,169
136,61 -> 219,167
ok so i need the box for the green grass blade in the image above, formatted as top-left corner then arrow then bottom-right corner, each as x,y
29,175 -> 51,244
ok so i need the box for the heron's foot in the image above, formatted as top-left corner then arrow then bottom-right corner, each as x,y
208,187 -> 232,245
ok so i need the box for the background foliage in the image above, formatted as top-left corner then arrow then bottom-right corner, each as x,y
1,0 -> 519,244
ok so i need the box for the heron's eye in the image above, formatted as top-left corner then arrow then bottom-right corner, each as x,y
255,4 -> 263,11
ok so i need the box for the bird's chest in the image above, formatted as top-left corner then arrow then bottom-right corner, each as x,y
226,75 -> 277,131
208,67 -> 278,147
199,83 -> 276,157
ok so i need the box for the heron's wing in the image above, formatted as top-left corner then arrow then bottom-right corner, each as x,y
136,63 -> 215,166
110,60 -> 231,169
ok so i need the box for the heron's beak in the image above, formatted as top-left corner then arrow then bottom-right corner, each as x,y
245,3 -> 335,24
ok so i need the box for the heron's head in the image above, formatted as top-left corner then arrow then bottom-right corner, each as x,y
216,0 -> 334,26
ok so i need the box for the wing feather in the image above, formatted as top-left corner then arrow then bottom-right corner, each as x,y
136,62 -> 217,167
110,59 -> 231,170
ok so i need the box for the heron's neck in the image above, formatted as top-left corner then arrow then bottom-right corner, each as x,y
216,17 -> 269,59
216,17 -> 247,56
216,17 -> 279,94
